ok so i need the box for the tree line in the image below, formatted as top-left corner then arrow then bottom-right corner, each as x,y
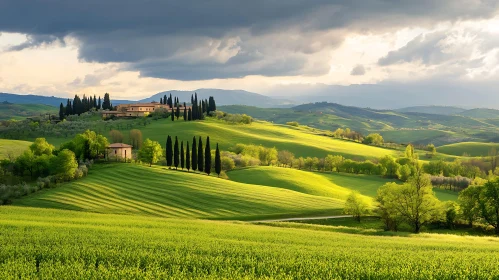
159,93 -> 217,122
59,93 -> 112,120
138,135 -> 222,177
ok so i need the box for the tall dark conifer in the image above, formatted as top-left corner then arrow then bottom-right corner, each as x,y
103,93 -> 111,110
215,143 -> 221,177
176,103 -> 180,119
186,141 -> 191,171
188,108 -> 192,121
160,97 -> 163,104
166,135 -> 173,167
183,103 -> 187,121
204,136 -> 211,175
197,136 -> 203,173
180,141 -> 185,170
59,103 -> 65,120
171,108 -> 175,121
97,97 -> 101,110
174,136 -> 179,169
191,137 -> 197,171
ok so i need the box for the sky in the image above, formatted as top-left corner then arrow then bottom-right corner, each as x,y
1,0 -> 499,105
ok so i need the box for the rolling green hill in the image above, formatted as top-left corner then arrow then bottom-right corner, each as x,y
458,108 -> 499,119
0,102 -> 56,120
220,104 -> 499,146
438,142 -> 499,157
227,167 -> 458,202
0,139 -> 31,159
15,164 -> 344,220
2,206 -> 499,278
395,106 -> 466,115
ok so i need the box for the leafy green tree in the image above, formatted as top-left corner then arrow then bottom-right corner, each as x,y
379,155 -> 400,178
166,135 -> 173,167
458,184 -> 482,226
174,136 -> 179,169
405,144 -> 416,160
344,191 -> 370,222
427,144 -> 437,158
30,138 -> 54,156
109,130 -> 124,143
180,141 -> 185,170
186,141 -> 191,171
192,137 -> 197,171
397,164 -> 412,181
205,136 -> 211,175
215,143 -> 221,177
375,183 -> 402,231
129,129 -> 143,149
198,136 -> 203,172
17,150 -> 36,178
377,164 -> 442,233
325,155 -> 344,172
479,179 -> 499,234
138,139 -> 163,167
73,130 -> 109,159
51,149 -> 78,181
34,154 -> 53,177
363,133 -> 384,146
444,201 -> 459,229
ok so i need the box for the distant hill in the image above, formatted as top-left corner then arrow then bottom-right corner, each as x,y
0,102 -> 56,120
140,89 -> 295,108
395,106 -> 467,116
0,93 -> 133,107
458,108 -> 499,119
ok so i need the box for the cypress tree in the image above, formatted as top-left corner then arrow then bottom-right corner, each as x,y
166,135 -> 173,168
59,103 -> 65,120
188,108 -> 192,121
169,93 -> 173,108
180,141 -> 185,170
186,141 -> 191,171
164,94 -> 167,106
171,108 -> 175,121
197,136 -> 203,173
204,136 -> 211,175
215,143 -> 221,177
65,99 -> 72,116
160,97 -> 163,104
103,93 -> 111,110
97,97 -> 101,110
191,137 -> 197,171
93,94 -> 97,108
199,101 -> 204,120
176,103 -> 180,120
183,103 -> 187,121
174,136 -> 179,169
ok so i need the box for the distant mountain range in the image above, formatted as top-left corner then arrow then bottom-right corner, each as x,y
0,89 -> 294,108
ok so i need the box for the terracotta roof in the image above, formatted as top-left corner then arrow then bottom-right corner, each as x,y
107,143 -> 133,148
128,103 -> 163,107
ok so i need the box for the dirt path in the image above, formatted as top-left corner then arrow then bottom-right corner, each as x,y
250,215 -> 352,223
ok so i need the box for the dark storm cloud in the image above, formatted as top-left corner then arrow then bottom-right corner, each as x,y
1,0 -> 498,80
350,65 -> 366,76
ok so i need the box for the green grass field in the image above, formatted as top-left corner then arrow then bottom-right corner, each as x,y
0,139 -> 32,160
1,206 -> 498,279
228,166 -> 458,202
0,103 -> 56,120
14,164 -> 344,220
438,142 -> 499,157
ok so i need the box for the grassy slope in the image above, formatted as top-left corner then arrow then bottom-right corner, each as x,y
438,142 -> 499,157
118,119 -> 401,160
228,166 -> 458,202
0,139 -> 31,159
14,164 -> 344,220
1,206 -> 499,278
0,103 -> 56,120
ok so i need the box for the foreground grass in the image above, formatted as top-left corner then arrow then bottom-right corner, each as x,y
228,166 -> 458,202
1,206 -> 498,279
438,141 -> 499,157
0,139 -> 31,160
14,164 -> 343,220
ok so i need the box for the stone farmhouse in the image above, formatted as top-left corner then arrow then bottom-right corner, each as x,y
106,143 -> 133,160
101,101 -> 191,118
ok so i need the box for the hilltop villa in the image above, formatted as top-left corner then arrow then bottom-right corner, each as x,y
101,101 -> 191,118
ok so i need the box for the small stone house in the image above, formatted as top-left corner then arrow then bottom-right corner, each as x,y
106,143 -> 133,161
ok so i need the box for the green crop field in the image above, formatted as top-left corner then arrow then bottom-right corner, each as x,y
438,142 -> 499,157
0,139 -> 32,160
1,206 -> 499,279
228,166 -> 458,202
14,164 -> 344,220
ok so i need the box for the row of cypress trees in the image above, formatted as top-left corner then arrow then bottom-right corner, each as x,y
59,92 -> 112,120
165,135 -> 222,176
